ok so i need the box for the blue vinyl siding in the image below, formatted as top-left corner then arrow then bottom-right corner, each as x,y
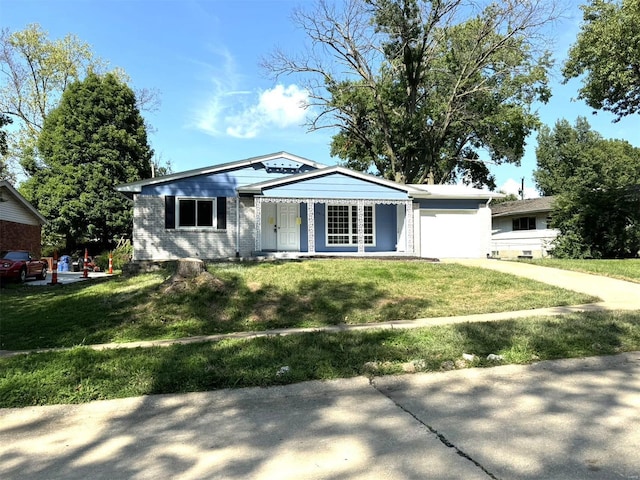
264,173 -> 408,200
418,199 -> 486,210
140,164 -> 316,197
312,203 -> 397,252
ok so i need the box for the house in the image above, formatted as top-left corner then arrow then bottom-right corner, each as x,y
0,180 -> 47,258
490,196 -> 558,258
116,152 -> 499,261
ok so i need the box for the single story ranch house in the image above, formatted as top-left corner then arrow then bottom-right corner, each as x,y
116,152 -> 500,261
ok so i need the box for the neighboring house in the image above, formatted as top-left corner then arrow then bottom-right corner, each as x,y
491,196 -> 558,258
116,152 -> 499,261
0,180 -> 46,258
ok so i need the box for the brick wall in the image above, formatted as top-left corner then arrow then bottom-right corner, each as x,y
133,195 -> 253,260
0,220 -> 42,258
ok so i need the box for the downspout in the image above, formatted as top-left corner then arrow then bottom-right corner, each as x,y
235,195 -> 240,258
486,196 -> 493,258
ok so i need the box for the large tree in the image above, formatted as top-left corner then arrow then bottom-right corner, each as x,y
534,117 -> 640,258
266,0 -> 557,186
563,0 -> 640,120
0,24 -> 161,180
20,72 -> 153,252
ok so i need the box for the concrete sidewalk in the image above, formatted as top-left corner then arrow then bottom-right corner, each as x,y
1,352 -> 639,479
448,259 -> 640,310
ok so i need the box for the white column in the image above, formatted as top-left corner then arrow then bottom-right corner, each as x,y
406,200 -> 414,254
307,200 -> 316,253
255,197 -> 262,253
357,200 -> 365,253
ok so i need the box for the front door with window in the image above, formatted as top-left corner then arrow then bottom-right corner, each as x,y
261,203 -> 300,251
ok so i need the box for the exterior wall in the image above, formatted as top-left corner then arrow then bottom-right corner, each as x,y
132,194 -> 239,260
238,197 -> 255,257
139,165 -> 313,197
491,213 -> 558,258
0,190 -> 41,225
0,186 -> 44,257
310,203 -> 398,253
0,220 -> 42,258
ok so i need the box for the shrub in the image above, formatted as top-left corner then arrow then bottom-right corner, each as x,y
96,242 -> 133,271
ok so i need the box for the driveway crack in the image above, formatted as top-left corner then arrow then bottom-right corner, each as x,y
370,378 -> 501,480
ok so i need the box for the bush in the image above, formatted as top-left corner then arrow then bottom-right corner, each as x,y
96,242 -> 133,271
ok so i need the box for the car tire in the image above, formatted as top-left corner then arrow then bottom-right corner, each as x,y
39,265 -> 48,280
19,268 -> 27,283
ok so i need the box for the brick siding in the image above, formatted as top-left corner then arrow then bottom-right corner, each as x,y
0,220 -> 42,258
132,195 -> 257,260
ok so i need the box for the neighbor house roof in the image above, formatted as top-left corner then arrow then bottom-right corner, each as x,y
491,196 -> 556,218
116,152 -> 328,194
0,180 -> 47,224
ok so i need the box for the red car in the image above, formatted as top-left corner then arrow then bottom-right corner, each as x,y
0,250 -> 48,283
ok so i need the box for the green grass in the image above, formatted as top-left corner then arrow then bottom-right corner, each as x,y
0,259 -> 595,350
519,258 -> 640,283
1,310 -> 639,408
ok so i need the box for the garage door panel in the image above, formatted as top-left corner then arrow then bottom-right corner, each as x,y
420,211 -> 481,259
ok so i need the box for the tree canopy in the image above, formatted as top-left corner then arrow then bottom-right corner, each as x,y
266,0 -> 557,187
0,24 -> 104,178
20,72 -> 153,252
534,117 -> 640,258
0,23 -> 161,181
563,0 -> 640,120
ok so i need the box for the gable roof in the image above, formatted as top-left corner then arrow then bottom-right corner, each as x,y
116,152 -> 328,194
238,165 -> 414,195
491,196 -> 556,217
0,180 -> 47,224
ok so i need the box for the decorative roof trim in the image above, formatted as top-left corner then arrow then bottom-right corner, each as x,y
115,152 -> 328,193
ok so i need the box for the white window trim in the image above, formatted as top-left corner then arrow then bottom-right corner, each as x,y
325,204 -> 376,247
176,196 -> 218,230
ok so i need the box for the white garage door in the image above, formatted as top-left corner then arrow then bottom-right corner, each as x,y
420,210 -> 483,259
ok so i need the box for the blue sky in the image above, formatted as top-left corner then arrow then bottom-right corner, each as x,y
2,0 -> 638,198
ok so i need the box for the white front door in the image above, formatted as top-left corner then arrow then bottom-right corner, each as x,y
261,203 -> 300,251
277,203 -> 300,251
261,203 -> 277,251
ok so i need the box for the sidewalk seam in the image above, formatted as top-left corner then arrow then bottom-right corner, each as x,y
369,378 -> 501,480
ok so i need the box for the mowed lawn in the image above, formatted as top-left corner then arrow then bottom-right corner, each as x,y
521,258 -> 640,283
0,259 -> 595,351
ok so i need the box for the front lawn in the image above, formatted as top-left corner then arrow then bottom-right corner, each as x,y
1,310 -> 638,408
0,259 -> 596,351
520,258 -> 640,283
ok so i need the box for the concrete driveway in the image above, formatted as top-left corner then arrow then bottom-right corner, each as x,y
25,271 -> 112,286
1,352 -> 639,480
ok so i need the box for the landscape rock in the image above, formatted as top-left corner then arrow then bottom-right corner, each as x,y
454,359 -> 467,369
440,360 -> 455,371
462,353 -> 477,362
487,354 -> 504,361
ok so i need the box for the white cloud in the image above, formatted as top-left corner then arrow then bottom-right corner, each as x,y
499,178 -> 540,199
194,64 -> 310,139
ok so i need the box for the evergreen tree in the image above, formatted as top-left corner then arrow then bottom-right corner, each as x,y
20,72 -> 152,252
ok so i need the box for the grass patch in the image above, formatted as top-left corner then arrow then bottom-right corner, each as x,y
1,310 -> 639,408
0,259 -> 596,350
519,258 -> 640,283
